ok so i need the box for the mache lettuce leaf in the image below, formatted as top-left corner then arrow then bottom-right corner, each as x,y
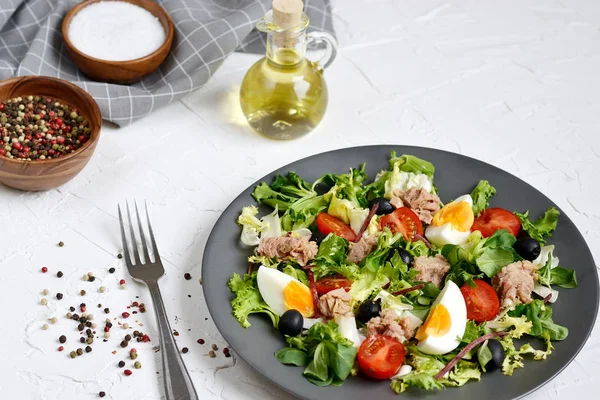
508,300 -> 568,341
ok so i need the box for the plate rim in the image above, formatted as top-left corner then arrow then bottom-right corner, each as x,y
201,144 -> 599,400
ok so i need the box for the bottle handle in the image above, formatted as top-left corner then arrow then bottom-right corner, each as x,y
306,31 -> 338,70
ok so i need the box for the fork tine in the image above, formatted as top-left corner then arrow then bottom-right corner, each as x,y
144,200 -> 160,259
134,200 -> 152,263
126,200 -> 142,265
118,205 -> 133,266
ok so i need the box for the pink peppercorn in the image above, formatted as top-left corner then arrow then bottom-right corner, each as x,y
41,266 -> 48,273
119,279 -> 126,285
124,369 -> 132,376
122,312 -> 130,319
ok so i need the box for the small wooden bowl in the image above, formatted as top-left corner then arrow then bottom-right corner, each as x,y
0,76 -> 102,191
62,0 -> 174,84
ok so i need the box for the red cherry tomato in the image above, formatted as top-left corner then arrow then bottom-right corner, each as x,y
357,334 -> 406,380
460,279 -> 500,322
314,277 -> 352,295
472,208 -> 521,238
316,213 -> 356,241
379,207 -> 423,240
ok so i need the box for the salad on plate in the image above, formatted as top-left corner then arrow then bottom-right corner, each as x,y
228,151 -> 577,393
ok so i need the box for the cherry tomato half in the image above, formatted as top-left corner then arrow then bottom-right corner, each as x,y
379,207 -> 423,240
314,276 -> 352,296
460,279 -> 500,322
472,208 -> 521,238
357,334 -> 406,380
316,213 -> 356,241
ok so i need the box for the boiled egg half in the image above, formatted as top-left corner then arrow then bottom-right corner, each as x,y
257,267 -> 320,329
425,194 -> 474,247
416,281 -> 467,355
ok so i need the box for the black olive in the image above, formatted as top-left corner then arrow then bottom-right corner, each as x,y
513,237 -> 541,261
485,339 -> 505,371
310,231 -> 327,245
369,197 -> 394,215
399,249 -> 414,267
357,300 -> 381,324
278,310 -> 303,337
517,229 -> 531,240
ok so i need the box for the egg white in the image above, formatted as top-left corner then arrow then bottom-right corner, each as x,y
425,194 -> 473,247
256,266 -> 320,329
417,281 -> 467,355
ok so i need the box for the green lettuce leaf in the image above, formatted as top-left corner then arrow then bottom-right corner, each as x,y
486,310 -> 532,339
515,207 -> 560,245
228,272 -> 279,329
314,164 -> 368,207
389,151 -> 435,181
536,251 -> 578,289
311,234 -> 361,280
281,265 -> 309,286
470,180 -> 496,216
274,348 -> 309,366
500,335 -> 554,376
508,300 -> 568,341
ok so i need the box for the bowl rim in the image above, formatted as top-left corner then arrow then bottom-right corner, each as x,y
61,0 -> 175,66
0,76 -> 102,166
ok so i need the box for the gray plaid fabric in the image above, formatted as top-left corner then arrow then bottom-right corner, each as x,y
0,0 -> 334,126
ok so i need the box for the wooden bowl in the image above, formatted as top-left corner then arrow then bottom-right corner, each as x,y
62,0 -> 174,84
0,76 -> 102,191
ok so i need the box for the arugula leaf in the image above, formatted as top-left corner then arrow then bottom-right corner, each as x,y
281,265 -> 309,286
515,207 -> 560,245
228,272 -> 279,329
275,348 -> 309,366
509,300 -> 568,341
470,180 -> 496,216
282,322 -> 357,386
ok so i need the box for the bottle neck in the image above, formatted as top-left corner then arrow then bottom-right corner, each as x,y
266,31 -> 307,67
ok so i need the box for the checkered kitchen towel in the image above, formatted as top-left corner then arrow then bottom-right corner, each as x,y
0,0 -> 334,126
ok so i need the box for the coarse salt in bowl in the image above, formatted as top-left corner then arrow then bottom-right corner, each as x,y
68,1 -> 166,62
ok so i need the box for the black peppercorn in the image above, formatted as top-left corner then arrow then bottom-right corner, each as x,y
182,347 -> 189,354
85,346 -> 92,353
56,293 -> 63,300
99,392 -> 106,398
108,267 -> 115,273
104,308 -> 110,314
118,361 -> 125,368
80,337 -> 85,343
57,271 -> 63,278
59,335 -> 67,344
184,273 -> 191,280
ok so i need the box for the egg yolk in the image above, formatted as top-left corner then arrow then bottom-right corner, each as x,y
415,304 -> 451,341
431,201 -> 474,232
284,281 -> 315,317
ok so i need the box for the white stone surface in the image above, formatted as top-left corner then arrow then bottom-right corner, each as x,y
1,0 -> 599,399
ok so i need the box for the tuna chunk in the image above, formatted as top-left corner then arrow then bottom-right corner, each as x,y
391,188 -> 441,224
257,236 -> 318,266
492,261 -> 538,308
367,309 -> 420,343
348,235 -> 379,264
318,288 -> 353,318
413,255 -> 450,288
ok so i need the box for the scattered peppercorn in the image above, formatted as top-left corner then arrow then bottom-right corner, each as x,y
117,253 -> 123,259
85,346 -> 92,353
57,271 -> 63,278
78,324 -> 84,331
59,335 -> 67,343
99,286 -> 106,293
80,337 -> 85,343
58,346 -> 64,352
119,279 -> 126,285
70,306 -> 76,312
124,369 -> 132,376
42,323 -> 49,330
49,317 -> 57,324
42,289 -> 49,295
56,293 -> 63,300
104,308 -> 110,314
108,267 -> 115,273
58,241 -> 64,247
223,347 -> 229,355
225,352 -> 231,358
82,274 -> 89,281
41,266 -> 48,273
184,273 -> 191,280
134,361 -> 142,369
80,290 -> 86,296
212,344 -> 218,351
122,312 -> 130,319
70,351 -> 77,359
99,392 -> 106,398
197,338 -> 205,344
181,347 -> 189,354
122,323 -> 129,329
41,298 -> 48,305
89,276 -> 96,282
118,361 -> 125,368
125,334 -> 132,341
76,348 -> 83,356
208,350 -> 216,358
120,340 -> 128,348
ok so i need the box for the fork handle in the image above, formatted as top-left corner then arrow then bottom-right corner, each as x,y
146,280 -> 199,400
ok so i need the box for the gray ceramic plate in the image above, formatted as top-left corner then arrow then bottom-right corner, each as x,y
202,145 -> 599,400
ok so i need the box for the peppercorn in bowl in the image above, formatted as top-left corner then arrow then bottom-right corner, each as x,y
0,76 -> 101,191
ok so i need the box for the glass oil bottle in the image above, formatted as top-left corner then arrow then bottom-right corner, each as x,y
239,0 -> 337,140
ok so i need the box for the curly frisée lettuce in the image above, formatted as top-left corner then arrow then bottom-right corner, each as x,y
470,180 -> 496,216
228,272 -> 279,329
515,207 -> 560,245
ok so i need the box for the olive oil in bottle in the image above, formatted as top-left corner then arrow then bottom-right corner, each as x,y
239,0 -> 337,140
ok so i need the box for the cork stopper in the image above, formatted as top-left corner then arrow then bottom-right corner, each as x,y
272,0 -> 304,48
272,0 -> 304,28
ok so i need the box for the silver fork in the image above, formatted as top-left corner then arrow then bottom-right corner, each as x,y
118,201 -> 199,400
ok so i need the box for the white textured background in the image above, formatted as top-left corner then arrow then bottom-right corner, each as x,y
1,0 -> 599,399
